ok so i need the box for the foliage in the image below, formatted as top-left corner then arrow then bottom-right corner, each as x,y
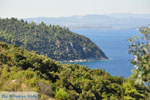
0,41 -> 149,99
129,27 -> 150,87
123,79 -> 145,100
55,88 -> 68,100
0,65 -> 54,99
0,18 -> 107,61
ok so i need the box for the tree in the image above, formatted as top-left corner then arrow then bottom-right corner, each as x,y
129,26 -> 150,89
123,79 -> 145,100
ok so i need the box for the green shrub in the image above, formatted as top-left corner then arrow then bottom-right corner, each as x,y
55,88 -> 68,100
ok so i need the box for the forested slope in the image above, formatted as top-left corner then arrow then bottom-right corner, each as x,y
0,18 -> 108,61
0,42 -> 149,100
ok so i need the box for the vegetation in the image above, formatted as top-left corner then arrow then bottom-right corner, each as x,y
0,18 -> 150,100
0,41 -> 149,100
0,18 -> 107,61
129,26 -> 150,98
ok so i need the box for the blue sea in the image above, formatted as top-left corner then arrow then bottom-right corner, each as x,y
69,29 -> 142,78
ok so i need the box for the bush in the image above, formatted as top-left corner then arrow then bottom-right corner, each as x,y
55,88 -> 68,100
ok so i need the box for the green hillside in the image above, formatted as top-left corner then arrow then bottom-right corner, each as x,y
0,42 -> 149,100
0,18 -> 108,61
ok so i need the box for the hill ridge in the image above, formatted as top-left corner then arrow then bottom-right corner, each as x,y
0,18 -> 108,61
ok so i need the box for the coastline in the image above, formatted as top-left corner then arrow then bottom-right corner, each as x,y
60,57 -> 108,63
69,27 -> 138,30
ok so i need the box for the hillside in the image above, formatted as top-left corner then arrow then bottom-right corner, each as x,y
25,13 -> 150,29
0,41 -> 149,100
0,18 -> 108,61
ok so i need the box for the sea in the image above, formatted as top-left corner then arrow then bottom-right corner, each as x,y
69,29 -> 142,78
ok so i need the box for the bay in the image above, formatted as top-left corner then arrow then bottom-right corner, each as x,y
69,29 -> 142,78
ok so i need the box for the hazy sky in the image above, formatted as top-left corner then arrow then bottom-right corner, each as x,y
0,0 -> 150,18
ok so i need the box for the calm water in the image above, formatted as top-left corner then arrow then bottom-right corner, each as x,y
70,29 -> 142,78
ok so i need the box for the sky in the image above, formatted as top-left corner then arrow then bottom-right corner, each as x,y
0,0 -> 150,18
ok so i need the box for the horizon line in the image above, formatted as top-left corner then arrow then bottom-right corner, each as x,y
1,12 -> 150,19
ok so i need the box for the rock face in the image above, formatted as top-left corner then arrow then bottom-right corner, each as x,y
0,18 -> 108,61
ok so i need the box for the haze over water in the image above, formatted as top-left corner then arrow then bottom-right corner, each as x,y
70,29 -> 142,78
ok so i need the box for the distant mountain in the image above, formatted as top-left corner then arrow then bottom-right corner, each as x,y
0,18 -> 108,61
24,13 -> 150,29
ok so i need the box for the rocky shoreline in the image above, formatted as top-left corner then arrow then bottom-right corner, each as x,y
61,57 -> 108,63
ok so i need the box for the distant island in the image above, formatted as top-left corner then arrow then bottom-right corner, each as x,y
24,13 -> 150,29
0,18 -> 108,62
